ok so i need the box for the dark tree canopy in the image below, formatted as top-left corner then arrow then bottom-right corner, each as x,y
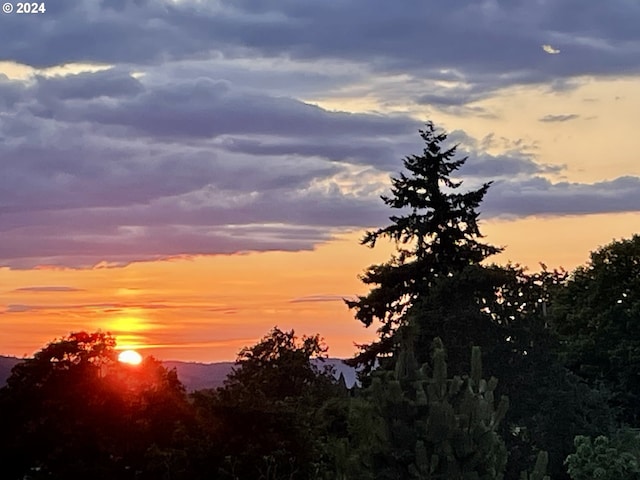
553,234 -> 640,424
0,332 -> 191,480
222,326 -> 331,401
346,338 -> 509,480
347,122 -> 501,366
5,331 -> 116,392
194,327 -> 342,479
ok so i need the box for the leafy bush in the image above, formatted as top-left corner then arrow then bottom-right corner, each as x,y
565,433 -> 640,480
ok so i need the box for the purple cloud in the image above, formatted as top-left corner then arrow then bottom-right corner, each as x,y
1,3 -> 639,270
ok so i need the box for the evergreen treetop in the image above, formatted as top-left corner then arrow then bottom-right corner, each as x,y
347,122 -> 502,366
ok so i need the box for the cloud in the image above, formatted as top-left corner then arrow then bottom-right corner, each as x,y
1,8 -> 640,271
2,0 -> 640,98
2,301 -> 224,314
5,305 -> 33,313
34,68 -> 144,100
485,176 -> 640,217
0,70 -> 412,198
0,68 -> 416,268
205,307 -> 238,315
12,286 -> 84,293
415,90 -> 498,118
1,66 -> 639,269
448,130 -> 561,178
460,152 -> 563,177
538,114 -> 580,122
542,44 -> 561,54
289,294 -> 355,304
58,78 -> 412,141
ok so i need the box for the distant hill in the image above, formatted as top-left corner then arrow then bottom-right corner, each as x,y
163,360 -> 236,391
0,356 -> 358,391
164,358 -> 358,391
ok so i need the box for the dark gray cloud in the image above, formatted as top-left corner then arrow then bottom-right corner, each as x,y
538,114 -> 580,122
3,0 -> 639,96
34,68 -> 144,100
218,137 -> 400,167
485,176 -> 640,217
0,72 -> 415,216
56,78 -> 414,140
460,152 -> 563,177
447,130 -> 562,178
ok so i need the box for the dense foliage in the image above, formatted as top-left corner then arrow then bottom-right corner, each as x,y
553,235 -> 640,424
346,338 -> 509,479
191,327 -> 344,479
0,332 -> 192,480
565,433 -> 640,480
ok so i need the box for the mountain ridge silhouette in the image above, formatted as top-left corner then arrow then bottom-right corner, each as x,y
0,355 -> 358,391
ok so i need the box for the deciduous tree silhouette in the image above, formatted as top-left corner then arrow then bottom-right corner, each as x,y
195,327 -> 342,479
0,331 -> 191,480
554,234 -> 640,424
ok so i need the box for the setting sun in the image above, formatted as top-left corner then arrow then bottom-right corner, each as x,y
118,349 -> 143,365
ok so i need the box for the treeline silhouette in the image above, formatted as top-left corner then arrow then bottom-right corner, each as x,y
2,123 -> 640,479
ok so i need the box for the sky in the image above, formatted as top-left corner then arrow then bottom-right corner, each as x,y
1,0 -> 639,362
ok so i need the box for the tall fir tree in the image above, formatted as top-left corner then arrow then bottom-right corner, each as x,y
346,122 -> 501,367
